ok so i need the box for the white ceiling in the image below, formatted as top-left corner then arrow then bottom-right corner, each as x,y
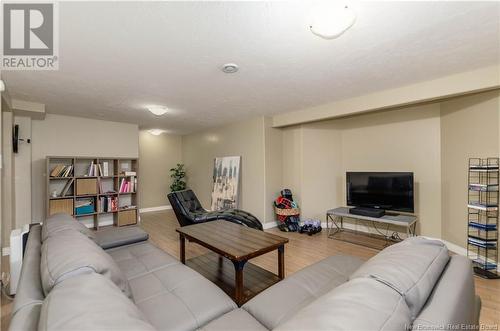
3,1 -> 499,134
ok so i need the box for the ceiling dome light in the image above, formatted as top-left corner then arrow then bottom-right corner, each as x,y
309,4 -> 357,40
221,63 -> 239,74
147,106 -> 168,116
148,129 -> 166,136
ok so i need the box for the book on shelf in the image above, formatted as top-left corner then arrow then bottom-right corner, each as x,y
99,196 -> 118,212
102,162 -> 109,176
60,178 -> 74,197
469,183 -> 499,192
119,178 -> 135,193
467,203 -> 498,211
120,205 -> 136,210
468,222 -> 497,230
50,165 -> 64,177
470,165 -> 499,170
468,237 -> 497,248
50,164 -> 73,177
87,161 -> 94,176
122,171 -> 136,176
472,259 -> 497,270
87,162 -> 104,177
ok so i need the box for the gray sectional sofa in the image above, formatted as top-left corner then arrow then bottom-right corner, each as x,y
10,213 -> 480,331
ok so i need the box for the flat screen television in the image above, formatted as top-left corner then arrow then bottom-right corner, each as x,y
346,172 -> 414,213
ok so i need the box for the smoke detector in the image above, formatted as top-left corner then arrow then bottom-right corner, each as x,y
221,63 -> 239,74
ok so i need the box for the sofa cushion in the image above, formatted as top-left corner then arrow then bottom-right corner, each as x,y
38,273 -> 155,331
129,263 -> 237,331
41,213 -> 95,242
95,226 -> 149,250
107,242 -> 180,279
40,230 -> 132,298
243,255 -> 363,330
199,308 -> 267,331
274,278 -> 412,331
350,237 -> 450,320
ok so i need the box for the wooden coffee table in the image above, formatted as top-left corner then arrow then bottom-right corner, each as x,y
176,221 -> 289,306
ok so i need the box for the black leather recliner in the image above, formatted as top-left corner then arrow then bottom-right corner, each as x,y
167,189 -> 263,230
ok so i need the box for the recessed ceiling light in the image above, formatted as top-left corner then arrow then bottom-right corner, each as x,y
147,106 -> 168,116
148,129 -> 166,136
221,63 -> 239,74
309,4 -> 357,39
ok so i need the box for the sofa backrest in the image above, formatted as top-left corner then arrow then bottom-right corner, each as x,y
38,273 -> 155,331
242,255 -> 364,330
10,218 -> 144,331
274,277 -> 412,331
40,229 -> 132,298
41,213 -> 96,242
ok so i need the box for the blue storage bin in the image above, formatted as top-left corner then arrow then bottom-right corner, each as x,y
76,205 -> 94,215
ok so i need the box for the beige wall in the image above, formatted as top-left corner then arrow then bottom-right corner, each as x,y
281,125 -> 303,205
14,116 -> 32,230
139,131 -> 182,209
440,91 -> 500,247
278,91 -> 500,246
31,114 -> 139,223
264,117 -> 283,222
300,121 -> 343,221
182,116 -> 267,222
338,105 -> 442,238
281,122 -> 343,221
281,104 -> 442,238
2,108 -> 15,247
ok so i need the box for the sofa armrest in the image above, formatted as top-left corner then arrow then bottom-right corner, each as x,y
412,255 -> 478,330
95,226 -> 149,250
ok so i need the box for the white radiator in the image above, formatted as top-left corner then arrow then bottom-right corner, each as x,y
9,224 -> 31,295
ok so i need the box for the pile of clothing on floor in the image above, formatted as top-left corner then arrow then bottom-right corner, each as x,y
274,189 -> 300,232
274,189 -> 322,235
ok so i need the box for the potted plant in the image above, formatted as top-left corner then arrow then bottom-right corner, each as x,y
170,163 -> 186,192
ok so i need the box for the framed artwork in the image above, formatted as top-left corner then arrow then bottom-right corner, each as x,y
211,156 -> 241,211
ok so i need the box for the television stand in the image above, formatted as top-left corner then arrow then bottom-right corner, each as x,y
326,207 -> 417,249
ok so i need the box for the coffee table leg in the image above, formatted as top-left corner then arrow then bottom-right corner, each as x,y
232,260 -> 247,306
179,234 -> 186,264
278,245 -> 285,279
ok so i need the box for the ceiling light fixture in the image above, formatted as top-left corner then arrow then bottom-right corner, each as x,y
221,63 -> 239,74
148,129 -> 167,136
309,4 -> 357,40
147,106 -> 168,116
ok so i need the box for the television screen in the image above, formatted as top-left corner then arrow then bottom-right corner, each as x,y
346,172 -> 414,213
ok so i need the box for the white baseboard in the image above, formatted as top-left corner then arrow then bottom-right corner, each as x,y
139,205 -> 172,213
2,247 -> 10,256
421,236 -> 468,256
263,222 -> 278,230
322,220 -> 469,256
